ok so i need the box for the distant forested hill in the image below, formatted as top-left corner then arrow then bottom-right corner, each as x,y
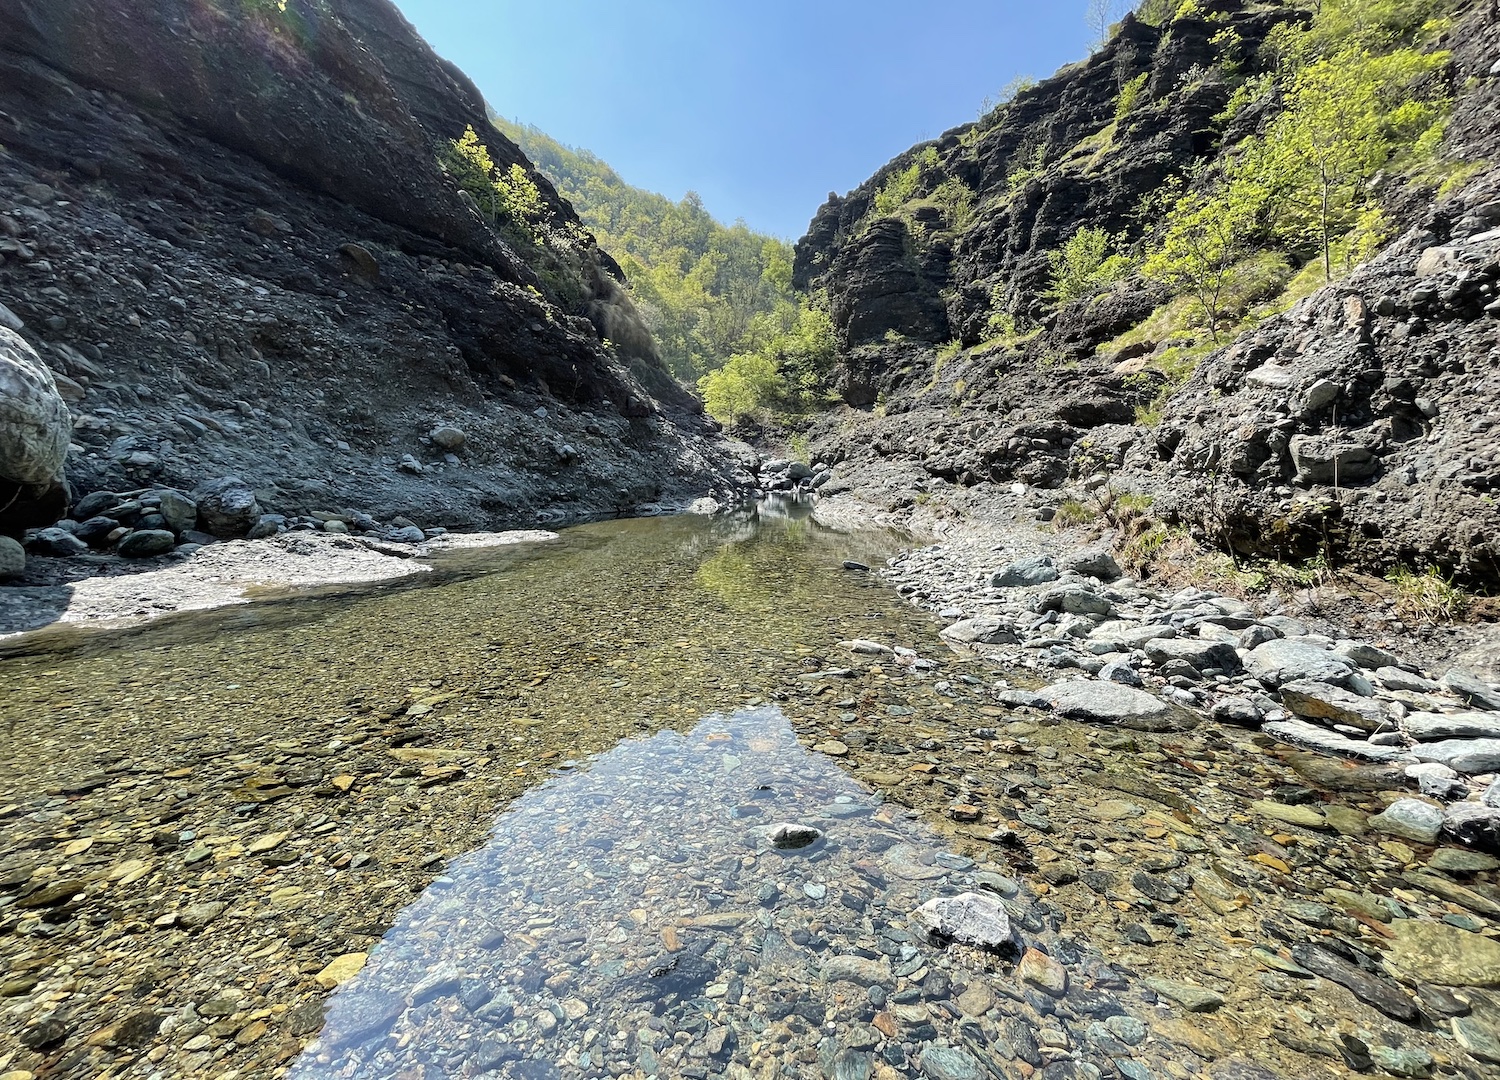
494,119 -> 806,383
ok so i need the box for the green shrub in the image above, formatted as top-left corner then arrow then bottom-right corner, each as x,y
1046,227 -> 1134,307
1115,74 -> 1148,122
1387,565 -> 1470,623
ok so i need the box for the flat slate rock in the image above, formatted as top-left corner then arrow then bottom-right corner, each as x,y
1385,919 -> 1500,986
1411,738 -> 1500,774
1262,718 -> 1415,763
1403,711 -> 1500,741
1042,681 -> 1174,727
1291,944 -> 1417,1020
1278,680 -> 1388,732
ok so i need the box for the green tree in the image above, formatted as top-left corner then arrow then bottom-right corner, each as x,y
1046,227 -> 1133,307
1255,47 -> 1448,281
1144,178 -> 1261,340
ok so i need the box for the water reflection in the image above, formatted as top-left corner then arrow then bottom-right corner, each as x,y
290,707 -> 1185,1080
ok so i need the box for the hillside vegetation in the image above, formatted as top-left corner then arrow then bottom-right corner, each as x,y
493,120 -> 834,414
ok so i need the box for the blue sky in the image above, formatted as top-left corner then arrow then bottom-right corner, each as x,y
391,1 -> 1095,239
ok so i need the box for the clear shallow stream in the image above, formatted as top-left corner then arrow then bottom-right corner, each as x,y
3,500 -> 1499,1080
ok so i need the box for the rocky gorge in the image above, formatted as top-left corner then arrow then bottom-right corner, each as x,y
6,1 -> 1500,1080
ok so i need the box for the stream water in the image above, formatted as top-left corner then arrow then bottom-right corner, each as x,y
2,501 -> 1499,1080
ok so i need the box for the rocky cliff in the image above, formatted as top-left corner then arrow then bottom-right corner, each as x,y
0,0 -> 741,564
792,0 -> 1500,588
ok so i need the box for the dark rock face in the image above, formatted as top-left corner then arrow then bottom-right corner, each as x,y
794,0 -> 1500,586
0,0 -> 738,531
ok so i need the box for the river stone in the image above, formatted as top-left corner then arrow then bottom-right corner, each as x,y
1291,945 -> 1417,1019
940,616 -> 1018,646
1404,711 -> 1500,741
915,892 -> 1012,950
1453,1014 -> 1500,1063
1060,547 -> 1121,581
1144,637 -> 1241,673
193,477 -> 262,537
1017,947 -> 1067,995
918,1045 -> 986,1080
1335,640 -> 1402,669
767,822 -> 823,850
1370,798 -> 1445,843
1043,681 -> 1173,726
1141,977 -> 1224,1012
1412,739 -> 1500,774
1442,803 -> 1500,849
315,953 -> 368,989
1250,800 -> 1328,830
0,535 -> 22,578
1246,640 -> 1354,689
0,326 -> 69,485
990,555 -> 1057,588
1378,667 -> 1440,693
117,529 -> 176,559
1428,847 -> 1500,873
1036,586 -> 1112,617
27,527 -> 87,557
1443,670 -> 1500,711
1405,761 -> 1466,799
822,955 -> 891,987
1385,920 -> 1500,986
154,490 -> 197,534
1278,680 -> 1389,732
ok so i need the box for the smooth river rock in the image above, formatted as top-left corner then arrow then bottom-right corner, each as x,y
1042,680 -> 1174,727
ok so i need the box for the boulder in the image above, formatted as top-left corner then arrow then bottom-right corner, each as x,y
0,534 -> 23,577
1288,434 -> 1379,485
1144,637 -> 1241,673
0,327 -> 70,533
117,529 -> 176,559
193,477 -> 262,538
1246,639 -> 1354,689
1278,680 -> 1390,732
1212,697 -> 1262,727
1335,641 -> 1401,670
154,490 -> 197,534
74,516 -> 121,547
1403,711 -> 1500,741
1384,920 -> 1500,987
430,425 -> 467,451
1369,798 -> 1445,844
1035,586 -> 1112,617
940,616 -> 1018,646
990,555 -> 1058,588
914,892 -> 1012,950
1060,547 -> 1121,581
1442,670 -> 1500,712
1411,739 -> 1500,775
1043,680 -> 1175,728
26,527 -> 87,557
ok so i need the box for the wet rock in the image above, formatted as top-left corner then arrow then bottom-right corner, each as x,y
828,1048 -> 874,1080
193,477 -> 262,538
991,555 -> 1058,587
0,534 -> 22,578
1250,800 -> 1328,831
1443,670 -> 1500,711
315,953 -> 368,989
1042,680 -> 1173,727
1278,680 -> 1389,732
1291,945 -> 1417,1019
26,527 -> 87,557
915,892 -> 1013,950
1369,799 -> 1444,844
1141,977 -> 1224,1013
1385,920 -> 1500,986
1246,639 -> 1354,689
918,1045 -> 987,1080
1017,947 -> 1067,996
822,955 -> 892,987
118,529 -> 176,558
768,822 -> 823,850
